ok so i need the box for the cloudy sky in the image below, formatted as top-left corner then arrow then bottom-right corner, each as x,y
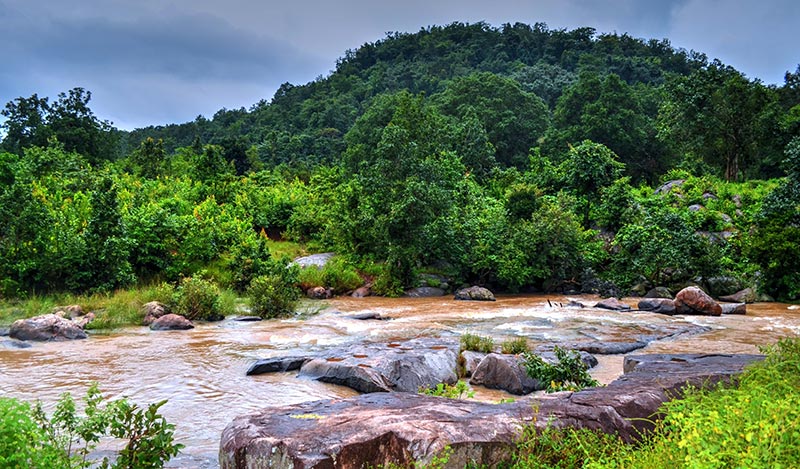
1,0 -> 798,130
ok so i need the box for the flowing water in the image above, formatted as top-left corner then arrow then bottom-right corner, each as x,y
1,295 -> 799,467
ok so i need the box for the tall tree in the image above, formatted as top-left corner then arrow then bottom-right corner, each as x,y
0,94 -> 51,154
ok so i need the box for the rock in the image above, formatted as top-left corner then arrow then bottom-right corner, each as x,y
454,286 -> 496,301
53,304 -> 84,318
149,314 -> 194,331
297,339 -> 459,393
702,192 -> 718,200
247,357 -> 310,375
565,300 -> 585,308
10,314 -> 88,341
142,301 -> 169,326
594,298 -> 631,311
644,287 -> 672,299
719,287 -> 757,304
720,303 -> 747,315
674,286 -> 722,316
705,276 -> 743,298
232,316 -> 262,322
1,339 -> 32,349
654,179 -> 685,194
0,327 -> 9,336
688,204 -> 704,212
72,312 -> 95,329
220,354 -> 763,469
637,298 -> 677,315
306,286 -> 332,299
460,351 -> 487,377
470,352 -> 597,395
346,312 -> 388,321
291,253 -> 335,269
404,287 -> 445,298
628,281 -> 651,297
571,341 -> 648,354
351,286 -> 371,298
732,194 -> 742,207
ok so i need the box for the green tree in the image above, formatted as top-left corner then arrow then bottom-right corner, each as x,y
0,94 -> 51,154
560,140 -> 625,227
129,138 -> 165,179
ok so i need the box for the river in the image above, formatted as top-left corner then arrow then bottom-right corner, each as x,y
1,295 -> 799,467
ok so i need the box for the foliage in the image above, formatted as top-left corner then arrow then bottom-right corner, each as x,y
418,381 -> 474,400
171,274 -> 228,321
296,257 -> 363,294
501,337 -> 530,354
460,333 -> 494,353
509,424 -> 627,469
0,384 -> 182,469
522,347 -> 599,392
247,261 -> 301,319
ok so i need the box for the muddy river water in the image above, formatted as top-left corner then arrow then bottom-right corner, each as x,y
1,295 -> 799,467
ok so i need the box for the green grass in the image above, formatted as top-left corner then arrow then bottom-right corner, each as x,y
460,333 -> 495,353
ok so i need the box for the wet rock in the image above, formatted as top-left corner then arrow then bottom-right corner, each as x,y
461,351 -> 487,377
569,341 -> 647,354
454,286 -> 496,301
404,287 -> 445,298
595,298 -> 631,311
637,298 -> 677,315
720,303 -> 747,315
232,316 -> 262,322
306,286 -> 332,299
247,357 -> 310,375
0,327 -> 9,336
149,313 -> 194,331
654,179 -> 684,194
674,286 -> 722,316
346,312 -> 389,321
719,288 -> 757,304
291,253 -> 335,269
628,281 -> 651,297
644,287 -> 672,299
297,339 -> 459,393
52,304 -> 84,318
545,323 -> 710,355
142,301 -> 169,326
351,286 -> 371,298
220,354 -> 763,469
565,300 -> 586,308
706,276 -> 743,298
72,312 -> 95,329
10,314 -> 88,341
1,338 -> 32,349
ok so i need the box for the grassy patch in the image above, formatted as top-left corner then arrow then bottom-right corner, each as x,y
460,333 -> 495,353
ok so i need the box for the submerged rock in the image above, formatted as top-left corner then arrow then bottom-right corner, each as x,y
454,286 -> 496,301
10,314 -> 88,341
220,353 -> 762,469
1,338 -> 32,349
595,298 -> 631,311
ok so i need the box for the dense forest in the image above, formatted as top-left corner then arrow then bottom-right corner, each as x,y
1,21 -> 799,301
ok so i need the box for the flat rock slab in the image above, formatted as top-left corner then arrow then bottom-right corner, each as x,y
247,357 -> 310,375
221,353 -> 763,469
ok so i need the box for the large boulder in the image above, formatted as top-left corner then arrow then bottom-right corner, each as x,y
297,339 -> 459,393
469,352 -> 597,395
142,301 -> 169,326
674,287 -> 722,316
719,288 -> 757,304
220,353 -> 762,469
637,298 -> 677,315
10,314 -> 88,341
404,287 -> 445,298
460,351 -> 487,377
149,314 -> 194,331
594,298 -> 631,311
454,286 -> 496,301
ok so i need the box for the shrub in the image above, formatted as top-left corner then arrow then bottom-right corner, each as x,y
501,337 -> 530,354
460,333 -> 494,353
509,424 -> 627,469
247,274 -> 301,319
418,381 -> 474,399
522,346 -> 599,392
0,384 -> 182,469
172,274 -> 226,321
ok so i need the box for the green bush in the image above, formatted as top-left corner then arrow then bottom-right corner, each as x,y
418,381 -> 474,400
248,272 -> 301,319
501,337 -> 530,354
522,346 -> 599,392
172,274 -> 226,321
0,384 -> 182,469
460,333 -> 494,353
509,424 -> 627,469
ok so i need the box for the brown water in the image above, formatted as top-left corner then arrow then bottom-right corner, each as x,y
1,295 -> 798,467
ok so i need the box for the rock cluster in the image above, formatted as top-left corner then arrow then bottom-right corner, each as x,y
638,286 -> 746,316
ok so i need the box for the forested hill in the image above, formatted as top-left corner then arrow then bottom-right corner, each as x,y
1,21 -> 799,301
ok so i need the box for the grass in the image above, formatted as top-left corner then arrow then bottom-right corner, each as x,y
460,333 -> 495,353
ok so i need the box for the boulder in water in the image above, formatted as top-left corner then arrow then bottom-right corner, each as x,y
454,286 -> 496,301
10,314 -> 88,341
149,313 -> 194,331
595,298 -> 631,311
674,287 -> 722,316
719,288 -> 757,304
351,286 -> 371,298
720,303 -> 747,315
637,298 -> 677,315
142,301 -> 169,326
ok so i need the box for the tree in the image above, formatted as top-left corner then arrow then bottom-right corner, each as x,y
560,140 -> 625,227
659,61 -> 778,181
129,137 -> 165,179
0,94 -> 51,154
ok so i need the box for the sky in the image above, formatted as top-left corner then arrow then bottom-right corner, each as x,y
1,0 -> 798,130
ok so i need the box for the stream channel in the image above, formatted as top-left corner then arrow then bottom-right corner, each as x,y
2,294 -> 799,467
